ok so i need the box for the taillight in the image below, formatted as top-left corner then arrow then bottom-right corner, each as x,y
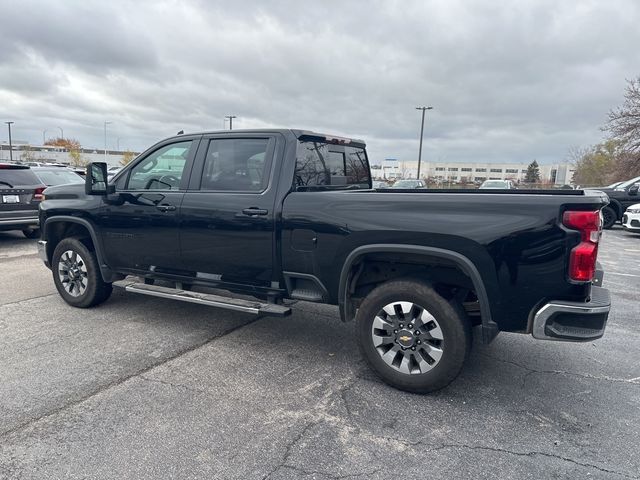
562,210 -> 601,282
33,186 -> 46,201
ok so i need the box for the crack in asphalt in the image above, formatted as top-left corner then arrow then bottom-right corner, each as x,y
430,444 -> 637,479
279,465 -> 383,479
0,293 -> 58,308
261,421 -> 317,480
0,314 -> 265,440
479,353 -> 640,387
137,375 -> 209,395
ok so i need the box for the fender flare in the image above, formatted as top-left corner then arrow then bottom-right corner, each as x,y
338,244 -> 498,343
44,216 -> 117,283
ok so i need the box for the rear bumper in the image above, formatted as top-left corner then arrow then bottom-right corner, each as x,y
532,285 -> 610,342
0,216 -> 39,230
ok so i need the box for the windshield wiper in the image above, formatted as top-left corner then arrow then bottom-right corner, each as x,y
0,181 -> 14,188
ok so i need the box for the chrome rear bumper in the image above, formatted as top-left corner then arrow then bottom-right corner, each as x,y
532,286 -> 610,342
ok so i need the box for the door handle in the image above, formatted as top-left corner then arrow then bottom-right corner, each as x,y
156,204 -> 176,212
242,207 -> 268,216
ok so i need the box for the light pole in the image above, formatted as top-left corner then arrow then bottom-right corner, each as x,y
5,122 -> 14,162
57,126 -> 64,139
104,121 -> 112,161
415,106 -> 433,180
117,137 -> 121,151
225,115 -> 237,130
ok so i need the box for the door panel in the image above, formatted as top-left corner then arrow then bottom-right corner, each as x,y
97,138 -> 198,272
179,135 -> 280,288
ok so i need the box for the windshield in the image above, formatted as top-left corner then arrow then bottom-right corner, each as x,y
34,169 -> 84,186
481,181 -> 508,188
616,176 -> 640,189
393,180 -> 420,188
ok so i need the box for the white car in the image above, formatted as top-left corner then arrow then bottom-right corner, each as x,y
622,203 -> 640,232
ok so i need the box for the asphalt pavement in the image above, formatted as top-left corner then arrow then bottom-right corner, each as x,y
0,228 -> 639,479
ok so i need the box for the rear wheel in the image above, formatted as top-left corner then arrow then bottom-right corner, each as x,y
356,280 -> 471,393
52,237 -> 112,308
601,206 -> 616,229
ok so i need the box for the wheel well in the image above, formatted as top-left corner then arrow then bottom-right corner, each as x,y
345,252 -> 481,326
45,221 -> 94,263
608,201 -> 622,218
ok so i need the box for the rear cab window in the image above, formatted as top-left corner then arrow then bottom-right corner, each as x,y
295,137 -> 371,190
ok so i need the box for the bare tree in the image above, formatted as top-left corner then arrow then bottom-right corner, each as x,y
605,77 -> 640,152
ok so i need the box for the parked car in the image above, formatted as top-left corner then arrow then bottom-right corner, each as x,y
107,166 -> 123,181
389,179 -> 425,189
372,180 -> 390,189
0,164 -> 45,238
479,180 -> 515,189
38,129 -> 610,393
67,167 -> 86,177
622,203 -> 640,233
31,167 -> 84,186
590,176 -> 640,228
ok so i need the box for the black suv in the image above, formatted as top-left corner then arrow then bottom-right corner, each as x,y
0,164 -> 46,238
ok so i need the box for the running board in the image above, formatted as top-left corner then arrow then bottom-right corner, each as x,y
113,280 -> 291,317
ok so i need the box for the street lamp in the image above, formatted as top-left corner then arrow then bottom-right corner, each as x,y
57,126 -> 64,139
5,122 -> 14,162
225,115 -> 237,130
415,106 -> 433,180
104,121 -> 112,162
43,129 -> 49,145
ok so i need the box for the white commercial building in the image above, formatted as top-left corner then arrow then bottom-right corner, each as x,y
372,159 -> 575,185
0,143 -> 138,168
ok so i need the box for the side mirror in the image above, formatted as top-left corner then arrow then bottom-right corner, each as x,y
85,162 -> 114,195
629,184 -> 639,196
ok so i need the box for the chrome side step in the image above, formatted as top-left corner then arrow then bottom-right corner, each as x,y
113,280 -> 291,317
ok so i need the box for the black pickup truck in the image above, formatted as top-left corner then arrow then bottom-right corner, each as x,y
593,175 -> 640,228
38,129 -> 611,392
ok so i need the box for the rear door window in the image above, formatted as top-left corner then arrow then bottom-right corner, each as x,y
199,138 -> 272,192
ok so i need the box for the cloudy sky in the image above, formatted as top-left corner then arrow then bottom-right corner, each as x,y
1,0 -> 639,165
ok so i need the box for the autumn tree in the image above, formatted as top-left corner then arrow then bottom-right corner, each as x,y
120,150 -> 136,166
524,160 -> 540,183
44,137 -> 81,150
570,140 -> 637,186
605,77 -> 640,153
69,149 -> 87,167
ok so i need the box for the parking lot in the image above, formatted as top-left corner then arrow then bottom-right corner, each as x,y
0,228 -> 639,479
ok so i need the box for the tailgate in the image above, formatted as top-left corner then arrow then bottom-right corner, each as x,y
0,188 -> 38,213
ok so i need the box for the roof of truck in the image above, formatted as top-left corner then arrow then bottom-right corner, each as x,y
172,129 -> 366,147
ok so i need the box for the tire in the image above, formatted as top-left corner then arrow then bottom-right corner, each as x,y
601,206 -> 616,229
356,280 -> 471,393
22,228 -> 40,239
52,237 -> 113,308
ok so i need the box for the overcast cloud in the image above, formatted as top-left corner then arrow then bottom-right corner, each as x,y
1,0 -> 639,164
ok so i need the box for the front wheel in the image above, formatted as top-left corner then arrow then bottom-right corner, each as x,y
356,280 -> 471,393
52,237 -> 113,308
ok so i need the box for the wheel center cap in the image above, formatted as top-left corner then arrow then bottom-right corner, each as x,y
396,329 -> 415,348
